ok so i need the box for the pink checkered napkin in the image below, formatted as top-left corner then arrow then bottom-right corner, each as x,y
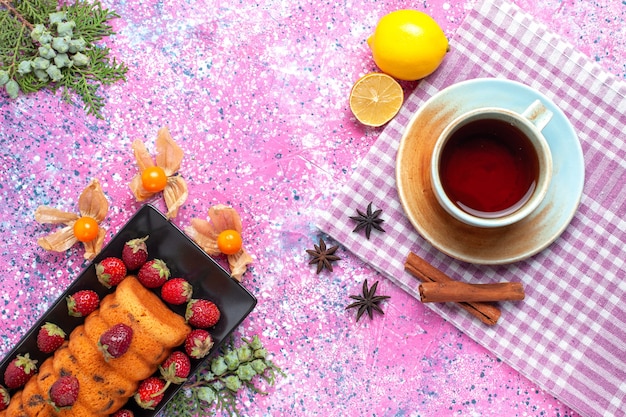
317,1 -> 626,416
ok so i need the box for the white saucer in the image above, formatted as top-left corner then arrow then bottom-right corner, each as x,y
395,78 -> 584,264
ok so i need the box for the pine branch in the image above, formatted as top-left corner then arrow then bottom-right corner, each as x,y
60,65 -> 104,117
5,0 -> 57,26
0,0 -> 34,29
65,0 -> 117,42
164,335 -> 286,416
53,45 -> 127,117
0,0 -> 127,118
0,10 -> 35,70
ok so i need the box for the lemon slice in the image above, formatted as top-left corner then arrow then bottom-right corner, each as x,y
349,73 -> 404,127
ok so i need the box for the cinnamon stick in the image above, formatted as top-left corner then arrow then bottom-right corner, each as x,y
404,252 -> 501,325
419,281 -> 525,303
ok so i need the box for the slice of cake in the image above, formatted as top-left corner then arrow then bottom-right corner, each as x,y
67,326 -> 138,398
4,389 -> 25,417
83,311 -> 156,381
98,293 -> 170,364
56,401 -> 102,417
19,374 -> 46,417
33,357 -> 57,417
53,342 -> 126,415
113,276 -> 191,347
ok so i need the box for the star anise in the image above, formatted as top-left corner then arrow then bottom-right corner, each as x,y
349,202 -> 385,239
345,279 -> 391,322
306,238 -> 341,274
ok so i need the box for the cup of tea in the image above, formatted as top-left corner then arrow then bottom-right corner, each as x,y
430,99 -> 553,228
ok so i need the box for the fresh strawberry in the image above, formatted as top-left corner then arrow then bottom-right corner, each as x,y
111,409 -> 134,417
137,259 -> 170,288
3,353 -> 37,389
134,376 -> 166,410
0,385 -> 10,411
36,322 -> 66,353
185,299 -> 221,328
161,278 -> 193,305
159,351 -> 191,385
95,257 -> 127,288
66,290 -> 100,317
122,236 -> 149,270
184,329 -> 214,359
49,374 -> 79,409
98,323 -> 133,360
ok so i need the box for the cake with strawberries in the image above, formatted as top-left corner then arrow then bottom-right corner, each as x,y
2,276 -> 191,416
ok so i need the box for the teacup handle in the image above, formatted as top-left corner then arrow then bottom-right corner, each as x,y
521,99 -> 553,131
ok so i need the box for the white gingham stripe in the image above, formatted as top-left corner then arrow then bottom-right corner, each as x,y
317,1 -> 626,416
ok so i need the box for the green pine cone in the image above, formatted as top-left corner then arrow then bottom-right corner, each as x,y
223,350 -> 240,371
5,80 -> 20,99
197,386 -> 217,403
250,359 -> 268,374
248,335 -> 263,350
236,364 -> 256,382
223,375 -> 242,392
253,348 -> 268,359
210,357 -> 228,376
237,345 -> 253,362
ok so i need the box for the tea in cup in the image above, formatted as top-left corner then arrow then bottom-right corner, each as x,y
430,99 -> 553,228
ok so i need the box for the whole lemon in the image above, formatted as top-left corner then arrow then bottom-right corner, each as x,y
367,10 -> 448,81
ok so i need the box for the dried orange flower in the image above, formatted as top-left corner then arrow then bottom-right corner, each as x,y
129,127 -> 188,219
35,179 -> 109,260
185,204 -> 253,281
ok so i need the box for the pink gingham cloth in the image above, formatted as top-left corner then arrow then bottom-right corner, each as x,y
317,0 -> 626,416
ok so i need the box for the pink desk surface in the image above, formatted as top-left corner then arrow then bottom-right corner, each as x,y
1,1 -> 624,416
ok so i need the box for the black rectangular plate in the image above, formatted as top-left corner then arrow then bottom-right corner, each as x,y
0,204 -> 257,415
